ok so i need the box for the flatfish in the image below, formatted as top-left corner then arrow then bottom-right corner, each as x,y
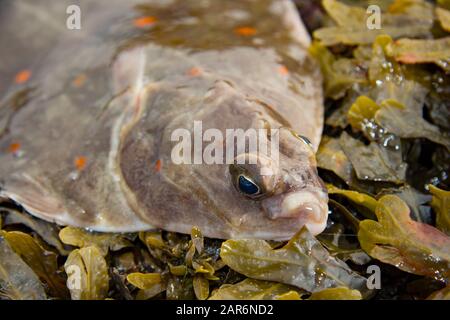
0,0 -> 327,240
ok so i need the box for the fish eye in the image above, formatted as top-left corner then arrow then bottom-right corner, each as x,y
237,174 -> 261,197
299,135 -> 312,147
289,130 -> 313,148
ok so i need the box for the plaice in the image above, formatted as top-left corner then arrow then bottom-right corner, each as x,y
0,0 -> 327,240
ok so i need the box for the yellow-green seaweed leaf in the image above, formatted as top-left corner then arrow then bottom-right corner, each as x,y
209,278 -> 303,300
428,185 -> 450,235
379,185 -> 432,223
309,287 -> 362,300
437,7 -> 450,32
193,275 -> 209,300
191,226 -> 204,255
135,287 -> 165,300
387,37 -> 450,72
358,195 -> 450,281
318,232 -> 372,266
220,227 -> 369,294
373,81 -> 427,115
326,88 -> 369,129
192,260 -> 218,280
1,231 -> 68,299
375,99 -> 450,150
0,236 -> 46,300
309,42 -> 367,99
315,0 -> 432,46
165,275 -> 195,300
127,272 -> 165,300
209,280 -> 361,300
59,226 -> 132,256
348,96 -> 381,132
3,209 -> 68,255
127,272 -> 161,289
339,131 -> 406,183
388,0 -> 434,22
317,136 -> 354,184
168,263 -> 188,276
368,36 -> 429,115
314,25 -> 430,46
369,35 -> 402,85
185,241 -> 196,267
64,246 -> 109,300
322,0 -> 367,28
139,231 -> 166,249
327,184 -> 378,212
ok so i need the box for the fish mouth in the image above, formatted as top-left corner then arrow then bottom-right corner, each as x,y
261,188 -> 329,235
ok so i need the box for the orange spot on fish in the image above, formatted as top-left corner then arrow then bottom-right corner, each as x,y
154,159 -> 162,172
14,70 -> 31,84
188,67 -> 202,77
235,26 -> 257,36
133,16 -> 157,28
74,156 -> 87,171
72,74 -> 87,88
278,65 -> 289,76
8,142 -> 21,154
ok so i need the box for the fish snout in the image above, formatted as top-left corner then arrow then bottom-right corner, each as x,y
261,189 -> 329,235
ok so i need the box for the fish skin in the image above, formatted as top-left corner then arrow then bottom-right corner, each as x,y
0,0 -> 327,240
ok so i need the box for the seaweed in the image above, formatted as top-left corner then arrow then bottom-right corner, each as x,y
220,227 -> 370,296
64,246 -> 109,300
0,230 -> 69,299
209,279 -> 304,300
429,185 -> 450,235
0,0 -> 449,301
314,0 -> 433,46
0,236 -> 47,300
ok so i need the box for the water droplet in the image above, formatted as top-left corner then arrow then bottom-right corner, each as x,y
69,171 -> 79,181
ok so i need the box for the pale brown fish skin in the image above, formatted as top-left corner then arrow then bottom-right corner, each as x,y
0,0 -> 327,240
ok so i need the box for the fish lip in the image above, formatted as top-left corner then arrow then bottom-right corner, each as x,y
261,188 -> 329,235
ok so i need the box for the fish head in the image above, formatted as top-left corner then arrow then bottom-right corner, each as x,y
119,79 -> 328,241
226,127 -> 328,239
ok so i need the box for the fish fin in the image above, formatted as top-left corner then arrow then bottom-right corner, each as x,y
0,173 -> 156,232
0,175 -> 69,226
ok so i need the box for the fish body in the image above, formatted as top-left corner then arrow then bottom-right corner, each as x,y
0,0 -> 327,240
